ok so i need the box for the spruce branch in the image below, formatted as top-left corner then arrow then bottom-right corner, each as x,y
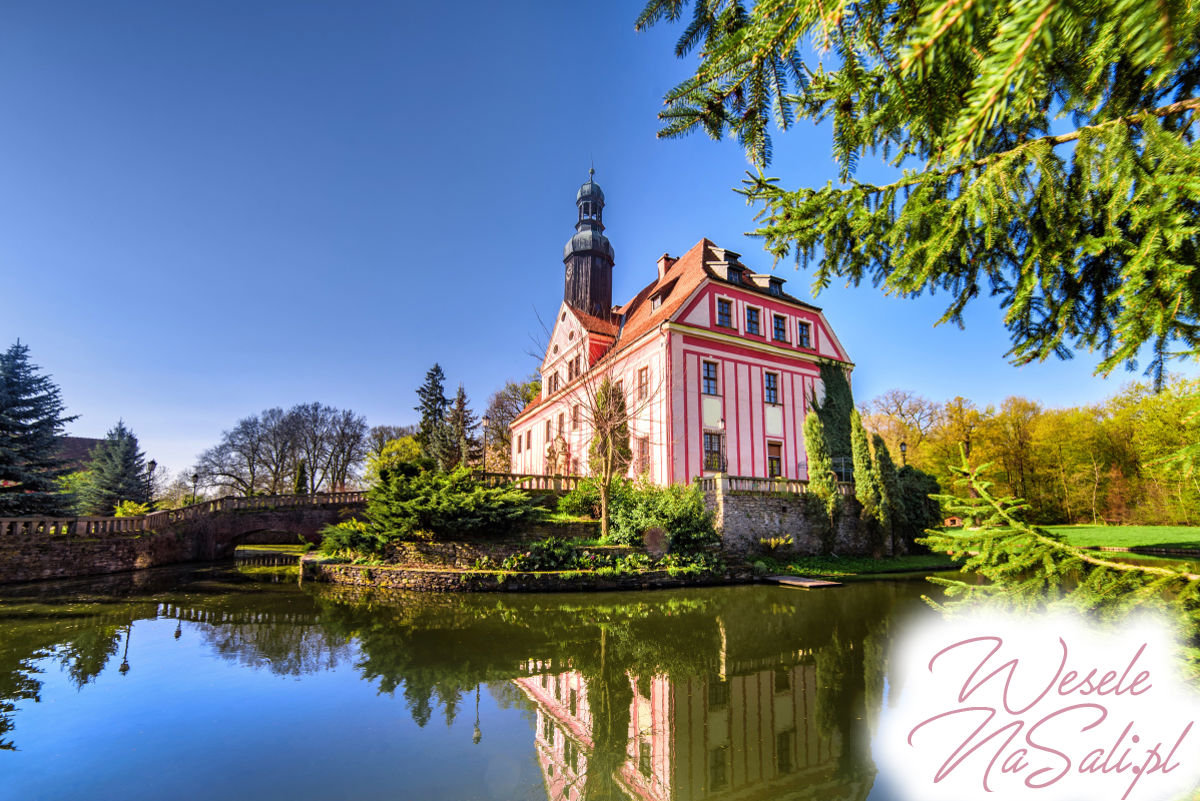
919,449 -> 1200,664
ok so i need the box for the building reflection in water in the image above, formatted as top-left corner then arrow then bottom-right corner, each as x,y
515,651 -> 873,801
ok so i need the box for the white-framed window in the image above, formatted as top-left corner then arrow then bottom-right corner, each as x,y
702,361 -> 719,395
773,314 -> 788,341
797,321 -> 812,348
765,372 -> 780,404
716,298 -> 734,328
746,306 -> 762,335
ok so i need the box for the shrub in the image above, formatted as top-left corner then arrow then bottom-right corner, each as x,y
367,465 -> 536,542
113,500 -> 151,518
557,479 -> 602,518
318,518 -> 385,557
524,536 -> 579,570
609,482 -> 719,553
758,536 -> 791,555
896,466 -> 943,547
656,551 -> 725,576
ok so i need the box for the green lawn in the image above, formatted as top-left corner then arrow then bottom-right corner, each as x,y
766,553 -> 960,580
234,543 -> 310,555
1045,525 -> 1200,550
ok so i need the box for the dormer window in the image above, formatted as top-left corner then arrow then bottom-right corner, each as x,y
728,269 -> 742,285
769,281 -> 782,297
652,296 -> 662,310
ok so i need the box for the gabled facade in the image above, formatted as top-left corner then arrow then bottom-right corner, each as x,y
510,175 -> 853,486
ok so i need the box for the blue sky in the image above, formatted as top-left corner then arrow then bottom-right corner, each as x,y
1,1 -> 1193,475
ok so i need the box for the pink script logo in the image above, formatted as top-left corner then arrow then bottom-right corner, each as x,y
879,612 -> 1200,801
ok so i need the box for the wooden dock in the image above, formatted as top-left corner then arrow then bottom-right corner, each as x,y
764,575 -> 842,589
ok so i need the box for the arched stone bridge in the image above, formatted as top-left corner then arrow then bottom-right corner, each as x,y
0,491 -> 367,564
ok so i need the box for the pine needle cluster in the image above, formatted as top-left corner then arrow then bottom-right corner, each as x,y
637,0 -> 1200,384
921,449 -> 1200,669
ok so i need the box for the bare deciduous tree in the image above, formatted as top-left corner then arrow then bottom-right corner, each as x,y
483,376 -> 541,471
196,416 -> 266,496
196,403 -> 368,496
555,354 -> 665,537
367,425 -> 417,460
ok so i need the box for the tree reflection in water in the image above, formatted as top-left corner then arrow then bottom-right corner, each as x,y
0,564 -> 926,800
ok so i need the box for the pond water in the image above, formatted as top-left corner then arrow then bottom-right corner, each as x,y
0,564 -> 940,801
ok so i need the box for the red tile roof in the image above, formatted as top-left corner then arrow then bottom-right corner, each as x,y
610,238 -> 715,353
569,307 -> 619,338
512,238 -> 834,424
610,238 -> 824,357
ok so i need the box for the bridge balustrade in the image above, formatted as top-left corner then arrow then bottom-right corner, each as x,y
0,490 -> 369,538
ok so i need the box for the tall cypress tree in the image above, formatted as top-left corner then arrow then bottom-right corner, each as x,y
871,434 -> 906,555
816,363 -> 854,463
0,341 -> 77,516
804,407 -> 840,549
293,460 -> 309,496
414,364 -> 449,460
851,410 -> 884,555
79,421 -> 150,515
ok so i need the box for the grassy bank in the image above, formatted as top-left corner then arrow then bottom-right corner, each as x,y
1044,525 -> 1200,550
234,543 -> 311,555
762,553 -> 960,580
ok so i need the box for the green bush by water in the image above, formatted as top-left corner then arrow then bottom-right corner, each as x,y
607,481 -> 719,553
319,464 -> 536,557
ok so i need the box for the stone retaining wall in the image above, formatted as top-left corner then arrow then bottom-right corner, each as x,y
703,479 -> 886,557
0,532 -> 196,585
301,556 -> 752,593
0,519 -> 602,585
386,536 -> 628,570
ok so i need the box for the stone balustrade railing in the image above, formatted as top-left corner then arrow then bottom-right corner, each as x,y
477,472 -> 581,492
0,490 -> 368,538
695,473 -> 854,496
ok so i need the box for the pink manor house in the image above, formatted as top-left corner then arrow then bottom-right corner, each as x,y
510,172 -> 853,485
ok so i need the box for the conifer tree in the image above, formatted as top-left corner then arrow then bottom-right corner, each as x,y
871,434 -> 906,555
803,407 -> 840,548
638,0 -> 1200,384
436,384 -> 479,471
0,341 -> 77,516
851,410 -> 884,554
79,421 -> 150,515
293,460 -> 308,496
815,363 -> 854,462
922,452 -> 1200,675
414,364 -> 449,461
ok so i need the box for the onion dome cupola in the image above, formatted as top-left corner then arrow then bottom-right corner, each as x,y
563,168 -> 615,317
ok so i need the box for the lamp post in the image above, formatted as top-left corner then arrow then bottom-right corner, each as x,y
146,459 -> 156,507
118,618 -> 133,676
190,473 -> 199,506
472,684 -> 482,745
480,414 -> 491,474
900,441 -> 908,467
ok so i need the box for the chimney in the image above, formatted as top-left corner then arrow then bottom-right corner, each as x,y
657,253 -> 677,280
